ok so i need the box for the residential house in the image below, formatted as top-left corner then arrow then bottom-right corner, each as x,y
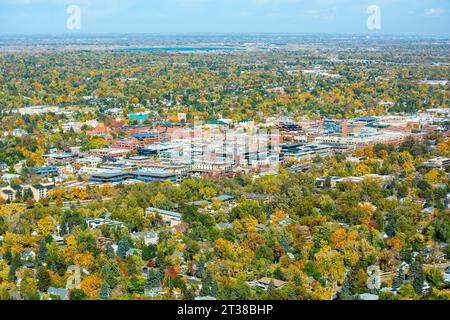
131,231 -> 159,245
85,214 -> 124,230
255,277 -> 287,290
21,249 -> 36,261
0,186 -> 16,202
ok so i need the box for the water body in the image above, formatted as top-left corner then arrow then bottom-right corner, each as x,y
116,47 -> 245,52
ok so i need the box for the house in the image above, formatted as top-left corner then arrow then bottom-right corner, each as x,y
1,173 -> 20,184
211,194 -> 235,203
48,287 -> 70,300
22,261 -> 35,269
21,249 -> 36,261
131,231 -> 159,245
216,222 -> 234,230
171,250 -> 185,263
276,216 -> 294,227
0,187 -> 16,202
256,224 -> 266,233
85,214 -> 124,230
0,162 -> 8,172
244,193 -> 273,201
144,286 -> 164,298
30,184 -> 55,202
126,248 -> 142,257
256,277 -> 287,290
184,276 -> 203,290
444,268 -> 450,284
51,234 -> 65,245
146,207 -> 182,227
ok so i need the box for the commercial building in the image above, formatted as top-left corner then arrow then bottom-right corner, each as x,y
30,166 -> 59,177
145,207 -> 182,227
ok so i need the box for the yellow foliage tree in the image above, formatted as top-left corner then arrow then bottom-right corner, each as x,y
37,216 -> 54,237
80,274 -> 102,299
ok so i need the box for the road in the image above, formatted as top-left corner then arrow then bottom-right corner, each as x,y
8,197 -> 113,210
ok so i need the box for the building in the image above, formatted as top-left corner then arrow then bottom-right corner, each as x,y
89,170 -> 134,183
145,207 -> 182,227
13,105 -> 59,116
423,157 -> 450,170
130,231 -> 159,245
211,194 -> 235,203
77,156 -> 102,168
255,277 -> 287,290
42,153 -> 78,165
30,166 -> 59,177
30,184 -> 55,202
89,170 -> 178,183
132,133 -> 160,146
85,215 -> 124,230
191,161 -> 233,175
87,148 -> 130,158
0,187 -> 16,202
316,174 -> 394,189
133,171 -> 178,183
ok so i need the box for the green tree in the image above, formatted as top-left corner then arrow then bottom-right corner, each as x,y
117,238 -> 130,259
37,239 -> 48,264
36,266 -> 51,291
147,269 -> 161,288
410,261 -> 425,295
99,282 -> 112,300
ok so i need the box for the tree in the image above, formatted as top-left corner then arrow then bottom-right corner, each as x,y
142,244 -> 157,261
70,289 -> 87,300
99,282 -> 112,300
36,266 -> 51,291
339,276 -> 354,300
255,244 -> 274,263
117,238 -> 130,260
200,270 -> 218,297
80,274 -> 102,299
185,287 -> 196,300
37,216 -> 54,236
393,268 -> 405,290
8,252 -> 21,281
147,269 -> 161,288
409,261 -> 425,295
37,239 -> 48,264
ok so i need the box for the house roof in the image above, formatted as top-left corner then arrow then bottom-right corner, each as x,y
146,207 -> 182,220
212,194 -> 235,202
257,277 -> 287,288
185,200 -> 210,206
216,222 -> 233,229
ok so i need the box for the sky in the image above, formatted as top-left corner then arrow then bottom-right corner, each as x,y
0,0 -> 448,36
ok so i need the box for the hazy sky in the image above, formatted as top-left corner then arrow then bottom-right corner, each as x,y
0,0 -> 448,36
